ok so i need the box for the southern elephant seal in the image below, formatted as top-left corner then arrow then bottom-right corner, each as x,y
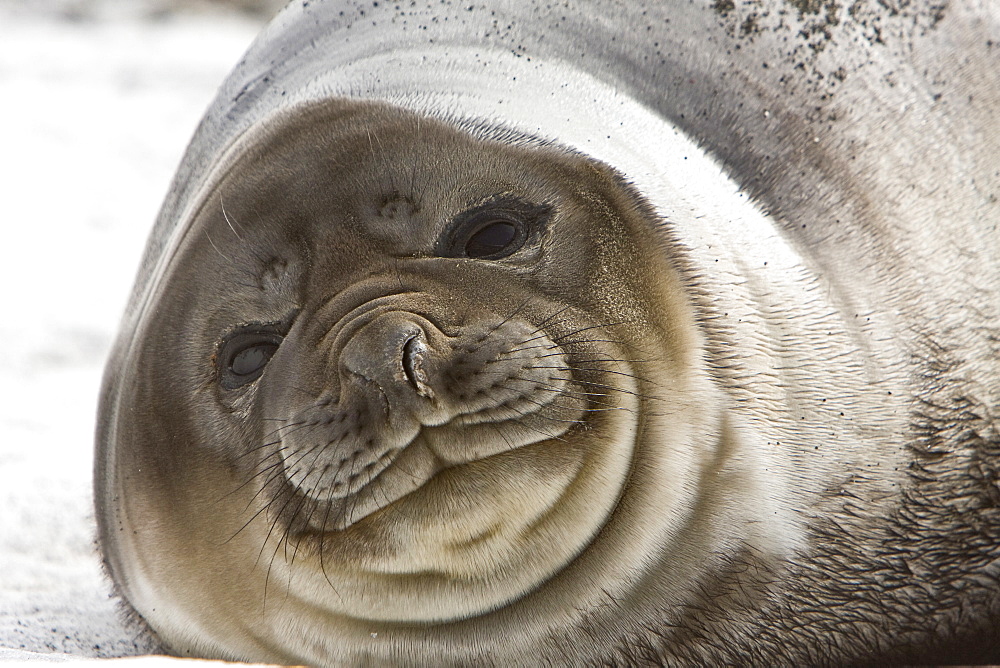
95,0 -> 1000,664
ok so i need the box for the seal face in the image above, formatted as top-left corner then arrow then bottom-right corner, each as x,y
99,100 -> 732,660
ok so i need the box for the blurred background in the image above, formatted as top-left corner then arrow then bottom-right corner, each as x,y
0,0 -> 282,657
0,0 -> 285,20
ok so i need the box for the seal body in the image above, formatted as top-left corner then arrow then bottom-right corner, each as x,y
96,1 -> 1000,664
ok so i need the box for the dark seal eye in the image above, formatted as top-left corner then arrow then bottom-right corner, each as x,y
439,196 -> 550,260
218,326 -> 284,390
465,220 -> 519,258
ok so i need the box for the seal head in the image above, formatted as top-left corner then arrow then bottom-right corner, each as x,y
98,101 -> 745,662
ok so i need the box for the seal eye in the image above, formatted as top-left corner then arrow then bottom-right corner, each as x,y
231,343 -> 277,377
218,327 -> 284,390
440,196 -> 550,261
465,220 -> 520,258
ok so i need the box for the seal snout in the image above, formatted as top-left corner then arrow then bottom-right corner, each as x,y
340,311 -> 441,411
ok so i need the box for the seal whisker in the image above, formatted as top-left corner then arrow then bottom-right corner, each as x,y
204,230 -> 233,264
495,391 -> 589,424
239,447 -> 295,506
342,452 -> 372,529
503,349 -> 653,365
255,441 -> 325,509
277,486 -> 311,569
222,454 -> 288,507
483,419 -> 519,455
561,356 -> 654,365
280,487 -> 315,572
547,338 -> 644,351
558,376 -> 665,403
316,488 -> 338,589
548,322 -> 629,344
365,461 -> 423,524
247,451 -> 299,505
254,418 -> 308,444
500,376 -> 633,413
255,483 -> 303,600
235,432 -> 293,461
261,500 -> 302,614
281,435 -> 334,492
253,488 -> 295,572
527,305 -> 574,334
248,444 -> 291,480
224,494 -> 278,545
500,342 -> 563,356
320,458 -> 356,530
372,447 -> 426,492
510,327 -> 573,350
234,421 -> 314,463
471,368 -> 635,407
483,296 -> 536,339
489,404 -> 573,444
547,364 -> 663,387
493,383 -> 583,415
502,373 -> 618,400
503,325 -> 639,357
220,195 -> 244,240
299,432 -> 339,484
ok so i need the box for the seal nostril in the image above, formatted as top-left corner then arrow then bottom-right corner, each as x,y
402,333 -> 435,399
